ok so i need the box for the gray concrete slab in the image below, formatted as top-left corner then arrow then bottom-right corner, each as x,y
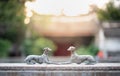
0,63 -> 120,71
0,63 -> 120,76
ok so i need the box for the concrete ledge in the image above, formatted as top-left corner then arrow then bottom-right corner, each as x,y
0,63 -> 120,76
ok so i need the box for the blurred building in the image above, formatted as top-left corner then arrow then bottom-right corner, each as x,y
32,13 -> 99,56
96,22 -> 120,60
24,0 -> 108,56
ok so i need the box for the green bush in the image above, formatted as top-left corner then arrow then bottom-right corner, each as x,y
97,1 -> 120,21
0,39 -> 11,58
76,44 -> 99,56
22,37 -> 57,55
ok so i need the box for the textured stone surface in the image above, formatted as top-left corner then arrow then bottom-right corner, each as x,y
0,63 -> 120,76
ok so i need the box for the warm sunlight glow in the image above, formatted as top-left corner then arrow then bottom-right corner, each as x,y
25,0 -> 109,16
26,10 -> 33,17
24,17 -> 30,24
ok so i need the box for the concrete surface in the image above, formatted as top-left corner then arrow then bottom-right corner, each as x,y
0,63 -> 120,76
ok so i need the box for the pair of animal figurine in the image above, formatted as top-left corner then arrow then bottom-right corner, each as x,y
24,46 -> 96,65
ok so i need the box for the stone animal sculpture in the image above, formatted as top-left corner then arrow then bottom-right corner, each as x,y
61,46 -> 96,65
24,47 -> 55,64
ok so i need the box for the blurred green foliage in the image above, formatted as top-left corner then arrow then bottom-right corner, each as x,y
0,0 -> 56,57
0,0 -> 26,57
22,37 -> 57,55
0,0 -> 25,42
76,44 -> 99,56
97,1 -> 120,21
0,0 -> 25,25
0,39 -> 11,58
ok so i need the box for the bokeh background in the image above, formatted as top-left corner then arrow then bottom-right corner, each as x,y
0,0 -> 120,63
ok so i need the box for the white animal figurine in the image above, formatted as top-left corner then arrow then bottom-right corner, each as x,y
61,46 -> 96,65
24,47 -> 54,64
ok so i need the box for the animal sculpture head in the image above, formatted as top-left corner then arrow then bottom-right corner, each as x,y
43,47 -> 52,54
67,46 -> 76,52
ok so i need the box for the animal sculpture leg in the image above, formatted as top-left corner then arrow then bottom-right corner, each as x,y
25,59 -> 36,64
84,59 -> 96,65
